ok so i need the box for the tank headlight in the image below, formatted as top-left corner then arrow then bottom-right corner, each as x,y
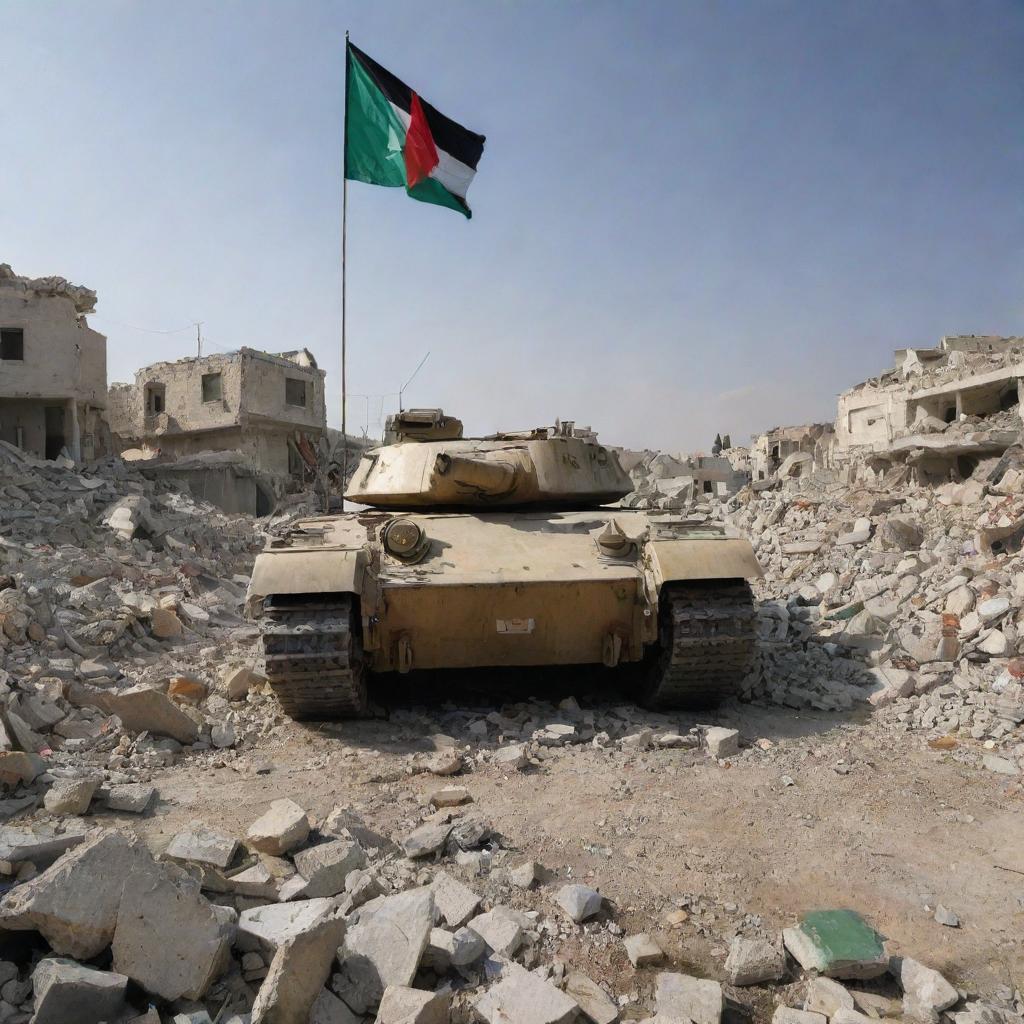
383,518 -> 426,560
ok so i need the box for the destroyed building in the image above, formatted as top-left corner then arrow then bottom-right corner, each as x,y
750,423 -> 834,482
834,335 -> 1024,482
107,347 -> 327,510
0,263 -> 109,462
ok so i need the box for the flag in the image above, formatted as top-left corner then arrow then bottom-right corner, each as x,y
345,42 -> 486,219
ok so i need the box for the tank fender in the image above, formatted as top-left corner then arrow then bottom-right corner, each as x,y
647,537 -> 763,586
245,548 -> 368,617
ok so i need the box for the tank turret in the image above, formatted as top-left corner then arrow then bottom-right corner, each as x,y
346,411 -> 633,508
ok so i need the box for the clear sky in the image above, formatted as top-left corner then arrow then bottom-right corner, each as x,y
3,1 -> 1022,453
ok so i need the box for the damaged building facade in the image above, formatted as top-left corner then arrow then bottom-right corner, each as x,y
107,347 -> 327,513
750,423 -> 834,482
0,264 -> 108,461
835,335 -> 1023,483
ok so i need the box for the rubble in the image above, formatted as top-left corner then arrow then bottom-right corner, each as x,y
31,958 -> 128,1024
246,799 -> 310,855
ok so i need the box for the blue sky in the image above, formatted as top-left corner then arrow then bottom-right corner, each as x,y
2,1 -> 1021,452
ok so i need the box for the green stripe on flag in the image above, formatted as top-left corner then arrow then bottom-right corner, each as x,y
407,176 -> 471,219
345,51 -> 406,188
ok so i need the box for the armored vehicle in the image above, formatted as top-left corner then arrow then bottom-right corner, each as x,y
246,410 -> 762,719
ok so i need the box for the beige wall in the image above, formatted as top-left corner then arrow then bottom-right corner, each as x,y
0,290 -> 106,405
239,351 -> 326,431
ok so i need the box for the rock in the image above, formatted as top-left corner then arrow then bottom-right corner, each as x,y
704,727 -> 740,759
342,868 -> 386,912
934,905 -> 960,927
773,1010 -> 826,1024
105,783 -> 156,814
655,973 -> 723,1024
0,830 -> 148,959
891,956 -> 959,1016
402,819 -> 453,859
105,685 -> 199,744
231,861 -> 280,900
837,518 -> 872,546
426,751 -> 462,776
168,676 -> 208,703
945,586 -> 976,617
247,799 -> 310,855
564,971 -> 618,1024
725,935 -> 786,985
311,988 -> 362,1024
467,908 -> 524,957
165,821 -> 239,869
211,722 -> 237,748
431,870 -> 481,927
624,932 -> 664,967
782,910 -> 887,979
223,665 -> 266,700
292,839 -> 366,898
375,986 -> 450,1024
250,909 -> 345,1024
555,883 -> 602,922
804,977 -> 855,1016
150,607 -> 183,638
978,629 -> 1008,656
474,969 -> 579,1024
978,597 -> 1010,623
32,958 -> 128,1024
238,898 -> 336,952
510,860 -> 539,888
982,754 -> 1019,776
0,751 -> 45,786
111,859 -> 235,1000
0,823 -> 89,866
423,926 -> 485,971
43,777 -> 98,815
429,785 -> 471,807
494,744 -> 529,770
332,886 -> 433,1015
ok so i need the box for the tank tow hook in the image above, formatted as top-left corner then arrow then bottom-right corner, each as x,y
602,632 -> 623,668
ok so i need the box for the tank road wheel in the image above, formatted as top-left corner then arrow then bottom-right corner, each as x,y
259,595 -> 368,720
641,581 -> 757,710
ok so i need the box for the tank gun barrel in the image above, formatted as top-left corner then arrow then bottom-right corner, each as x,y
434,453 -> 518,496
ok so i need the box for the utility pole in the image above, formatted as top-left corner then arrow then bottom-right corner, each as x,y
195,322 -> 204,358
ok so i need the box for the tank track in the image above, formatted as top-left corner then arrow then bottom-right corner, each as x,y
642,581 -> 758,709
259,597 -> 368,720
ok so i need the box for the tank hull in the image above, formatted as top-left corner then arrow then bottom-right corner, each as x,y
247,508 -> 762,717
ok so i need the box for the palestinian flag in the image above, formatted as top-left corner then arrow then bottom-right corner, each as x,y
345,42 -> 486,219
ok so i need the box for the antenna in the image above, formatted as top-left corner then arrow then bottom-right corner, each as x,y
195,321 -> 204,357
399,351 -> 431,412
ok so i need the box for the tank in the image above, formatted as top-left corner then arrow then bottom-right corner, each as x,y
245,410 -> 763,719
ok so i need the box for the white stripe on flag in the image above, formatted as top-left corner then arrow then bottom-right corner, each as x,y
392,104 -> 477,200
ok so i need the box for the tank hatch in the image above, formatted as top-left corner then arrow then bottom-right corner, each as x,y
384,408 -> 464,444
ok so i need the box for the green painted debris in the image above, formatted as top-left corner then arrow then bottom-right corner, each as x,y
782,910 -> 888,979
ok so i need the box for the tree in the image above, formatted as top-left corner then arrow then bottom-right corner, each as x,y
712,433 -> 723,455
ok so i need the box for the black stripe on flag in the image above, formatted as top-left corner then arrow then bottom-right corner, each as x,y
349,43 -> 486,170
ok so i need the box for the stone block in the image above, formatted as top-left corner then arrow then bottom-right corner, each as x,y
475,969 -> 579,1024
105,783 -> 156,813
782,910 -> 887,980
467,909 -> 524,956
292,839 -> 366,898
238,898 -> 336,952
43,777 -> 99,815
165,821 -> 239,869
724,935 -> 785,985
105,685 -> 199,744
247,799 -> 310,856
891,956 -> 959,1016
655,973 -> 723,1024
375,985 -> 450,1024
804,976 -> 855,1016
773,1009 -> 826,1024
431,870 -> 481,927
555,883 -> 602,922
32,958 -> 128,1024
565,970 -> 618,1024
624,932 -> 664,967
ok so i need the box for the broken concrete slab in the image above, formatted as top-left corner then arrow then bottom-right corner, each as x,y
237,898 -> 336,952
42,777 -> 98,815
510,860 -> 539,888
246,799 -> 310,856
467,908 -> 524,957
624,932 -> 664,968
0,751 -> 45,786
112,859 -> 235,1000
555,883 -> 602,922
704,727 -> 740,759
782,910 -> 887,979
332,886 -> 433,1015
32,957 -> 128,1024
565,970 -> 618,1024
402,819 -> 453,859
250,909 -> 345,1024
431,869 -> 481,927
804,976 -> 855,1016
423,925 -> 486,972
773,1009 -> 826,1024
311,988 -> 362,1024
103,685 -> 199,744
0,823 -> 88,866
655,973 -> 723,1024
724,935 -> 786,985
891,956 -> 959,1016
375,985 -> 450,1024
104,783 -> 156,814
291,839 -> 366,898
0,830 -> 148,959
165,821 -> 239,869
222,665 -> 266,700
429,785 -> 471,808
474,968 -> 579,1024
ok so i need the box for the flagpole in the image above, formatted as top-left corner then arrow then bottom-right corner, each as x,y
340,30 -> 350,510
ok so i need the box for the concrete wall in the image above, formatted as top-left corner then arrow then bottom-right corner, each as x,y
0,289 -> 106,406
239,350 -> 326,431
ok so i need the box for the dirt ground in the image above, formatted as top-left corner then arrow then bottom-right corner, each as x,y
122,672 -> 1024,1010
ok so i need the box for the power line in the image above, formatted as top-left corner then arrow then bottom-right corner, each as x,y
90,314 -> 199,336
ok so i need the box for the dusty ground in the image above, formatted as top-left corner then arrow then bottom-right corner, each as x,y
121,669 -> 1024,1009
